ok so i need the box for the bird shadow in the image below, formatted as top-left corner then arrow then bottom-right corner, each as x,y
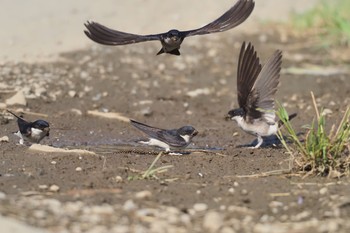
236,132 -> 304,149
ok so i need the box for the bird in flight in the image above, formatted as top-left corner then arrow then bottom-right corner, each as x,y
84,0 -> 255,55
226,42 -> 295,148
7,110 -> 50,145
130,119 -> 198,152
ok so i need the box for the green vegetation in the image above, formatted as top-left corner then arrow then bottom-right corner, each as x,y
276,93 -> 350,176
128,152 -> 174,180
291,0 -> 350,47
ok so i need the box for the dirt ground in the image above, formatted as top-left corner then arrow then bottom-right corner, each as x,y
1,26 -> 350,232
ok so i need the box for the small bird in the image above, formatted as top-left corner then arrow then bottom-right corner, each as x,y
7,110 -> 50,145
226,42 -> 294,148
130,119 -> 198,152
84,0 -> 255,56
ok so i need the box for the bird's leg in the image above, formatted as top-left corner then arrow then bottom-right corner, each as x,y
248,136 -> 263,149
254,136 -> 264,149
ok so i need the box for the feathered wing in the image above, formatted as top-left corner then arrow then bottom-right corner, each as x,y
249,50 -> 282,123
84,21 -> 161,46
7,110 -> 31,136
130,120 -> 187,147
183,0 -> 255,37
236,42 -> 262,118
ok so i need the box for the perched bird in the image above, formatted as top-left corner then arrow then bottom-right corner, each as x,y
7,110 -> 50,145
130,119 -> 198,152
226,42 -> 294,148
84,0 -> 255,56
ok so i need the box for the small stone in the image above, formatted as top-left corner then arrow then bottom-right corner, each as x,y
233,182 -> 239,187
319,187 -> 328,195
114,176 -> 123,183
51,161 -> 57,165
49,184 -> 60,192
135,190 -> 152,199
75,167 -> 82,172
203,211 -> 223,233
193,203 -> 208,212
38,185 -> 48,190
241,189 -> 248,195
123,199 -> 137,212
0,192 -> 6,199
6,91 -> 26,106
228,187 -> 235,194
0,136 -> 9,142
140,107 -> 153,116
322,109 -> 333,116
68,90 -> 76,98
71,109 -> 82,115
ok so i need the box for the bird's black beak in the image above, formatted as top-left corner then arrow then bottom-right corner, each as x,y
225,114 -> 232,121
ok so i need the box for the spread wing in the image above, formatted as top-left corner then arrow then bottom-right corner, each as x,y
250,49 -> 282,123
130,120 -> 187,147
84,21 -> 162,46
183,0 -> 255,37
236,42 -> 262,119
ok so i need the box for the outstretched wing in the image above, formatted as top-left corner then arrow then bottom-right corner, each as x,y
84,21 -> 162,46
130,120 -> 186,147
249,49 -> 282,123
183,0 -> 255,37
236,42 -> 262,119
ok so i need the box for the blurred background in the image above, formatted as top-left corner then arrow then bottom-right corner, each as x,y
0,0 -> 325,62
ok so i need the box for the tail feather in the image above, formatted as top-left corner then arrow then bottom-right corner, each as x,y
278,113 -> 297,127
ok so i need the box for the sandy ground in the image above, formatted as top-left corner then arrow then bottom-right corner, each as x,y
1,0 -> 318,62
3,1 -> 350,233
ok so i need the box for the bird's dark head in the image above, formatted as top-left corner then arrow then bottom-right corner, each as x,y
32,120 -> 50,136
226,108 -> 245,121
178,126 -> 198,137
167,30 -> 180,41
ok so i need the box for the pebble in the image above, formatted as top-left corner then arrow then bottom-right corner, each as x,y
50,161 -> 57,165
123,199 -> 137,212
0,191 -> 6,199
203,211 -> 223,233
68,90 -> 77,98
75,167 -> 82,172
38,185 -> 48,190
49,184 -> 60,192
186,88 -> 211,98
135,190 -> 152,199
193,203 -> 208,212
114,176 -> 123,183
319,187 -> 328,195
228,187 -> 235,194
0,136 -> 9,142
5,90 -> 27,106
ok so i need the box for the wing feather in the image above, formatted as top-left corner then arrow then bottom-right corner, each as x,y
237,42 -> 262,112
130,120 -> 186,147
84,21 -> 161,46
252,50 -> 282,122
183,0 -> 255,37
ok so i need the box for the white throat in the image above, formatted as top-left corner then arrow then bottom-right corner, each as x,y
180,134 -> 190,143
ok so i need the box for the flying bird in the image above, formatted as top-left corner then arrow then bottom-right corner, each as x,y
130,119 -> 198,152
84,0 -> 255,55
7,110 -> 50,145
226,42 -> 295,148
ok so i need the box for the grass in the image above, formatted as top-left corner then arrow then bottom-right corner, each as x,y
276,92 -> 350,177
127,152 -> 174,180
290,0 -> 350,47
